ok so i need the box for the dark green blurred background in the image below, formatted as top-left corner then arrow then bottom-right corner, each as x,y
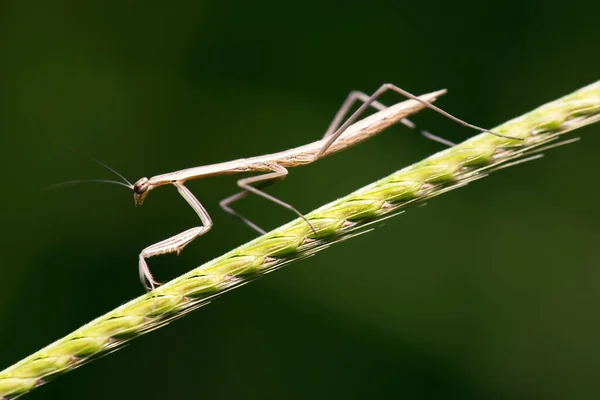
1,0 -> 599,399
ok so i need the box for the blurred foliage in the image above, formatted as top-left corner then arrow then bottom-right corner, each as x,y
0,0 -> 599,399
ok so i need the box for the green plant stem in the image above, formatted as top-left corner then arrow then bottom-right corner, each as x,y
1,81 -> 599,399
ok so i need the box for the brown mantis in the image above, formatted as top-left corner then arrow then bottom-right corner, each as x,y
69,83 -> 521,291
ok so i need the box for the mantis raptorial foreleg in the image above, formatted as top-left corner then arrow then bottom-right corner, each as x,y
138,182 -> 213,290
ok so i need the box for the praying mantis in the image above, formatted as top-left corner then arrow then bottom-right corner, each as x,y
70,83 -> 521,290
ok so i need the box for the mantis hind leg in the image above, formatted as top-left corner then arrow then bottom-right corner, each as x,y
318,87 -> 457,159
323,90 -> 415,138
316,82 -> 526,159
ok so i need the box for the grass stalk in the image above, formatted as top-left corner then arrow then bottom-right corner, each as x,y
1,81 -> 599,399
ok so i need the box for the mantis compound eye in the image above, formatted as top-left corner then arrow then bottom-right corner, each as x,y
133,178 -> 149,195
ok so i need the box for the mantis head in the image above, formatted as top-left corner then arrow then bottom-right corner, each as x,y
133,177 -> 151,206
